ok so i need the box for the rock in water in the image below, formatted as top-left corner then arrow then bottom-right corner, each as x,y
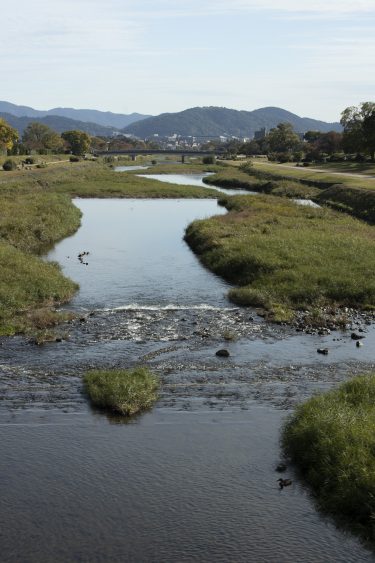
216,349 -> 230,358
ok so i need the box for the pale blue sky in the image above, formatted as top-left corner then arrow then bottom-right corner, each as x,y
2,0 -> 374,121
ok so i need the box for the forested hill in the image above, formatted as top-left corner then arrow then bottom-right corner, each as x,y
0,112 -> 117,137
0,101 -> 149,129
123,106 -> 342,138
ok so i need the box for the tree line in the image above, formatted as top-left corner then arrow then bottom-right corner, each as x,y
202,102 -> 375,163
0,121 -> 158,159
0,101 -> 374,163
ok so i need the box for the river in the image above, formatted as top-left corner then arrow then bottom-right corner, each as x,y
0,175 -> 374,562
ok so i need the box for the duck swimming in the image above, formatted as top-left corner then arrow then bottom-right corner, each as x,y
277,478 -> 292,489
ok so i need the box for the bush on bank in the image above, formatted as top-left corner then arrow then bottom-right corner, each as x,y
282,375 -> 375,542
84,367 -> 159,416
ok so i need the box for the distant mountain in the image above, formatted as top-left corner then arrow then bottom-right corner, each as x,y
123,106 -> 342,138
47,108 -> 150,129
0,112 -> 117,137
0,101 -> 150,129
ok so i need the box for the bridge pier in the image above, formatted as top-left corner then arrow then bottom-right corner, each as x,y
131,155 -> 137,161
181,155 -> 185,164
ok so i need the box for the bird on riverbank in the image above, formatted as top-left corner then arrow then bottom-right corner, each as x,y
277,478 -> 292,489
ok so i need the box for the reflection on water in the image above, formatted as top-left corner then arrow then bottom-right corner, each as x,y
137,173 -> 322,207
47,199 -> 229,310
0,197 -> 374,562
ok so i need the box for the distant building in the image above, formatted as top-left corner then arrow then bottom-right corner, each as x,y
254,127 -> 267,141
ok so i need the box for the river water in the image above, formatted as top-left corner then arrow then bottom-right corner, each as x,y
138,172 -> 257,195
1,177 -> 375,561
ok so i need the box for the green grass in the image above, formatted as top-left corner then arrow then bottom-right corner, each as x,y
0,160 -> 219,199
316,185 -> 375,224
185,194 -> 375,322
212,161 -> 375,223
0,154 -> 70,167
0,190 -> 81,253
309,161 -> 375,176
0,178 -> 82,334
282,375 -> 375,543
84,367 -> 159,416
252,160 -> 375,190
0,239 -> 78,335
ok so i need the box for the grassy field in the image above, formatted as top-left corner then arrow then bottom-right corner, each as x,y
84,367 -> 159,416
185,194 -> 375,322
282,374 -> 375,543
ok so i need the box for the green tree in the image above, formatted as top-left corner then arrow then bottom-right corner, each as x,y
61,130 -> 91,155
341,102 -> 375,160
0,118 -> 19,152
267,123 -> 302,156
304,130 -> 321,142
22,122 -> 64,152
305,131 -> 343,161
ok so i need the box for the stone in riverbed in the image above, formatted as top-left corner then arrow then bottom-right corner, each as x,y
216,349 -> 230,358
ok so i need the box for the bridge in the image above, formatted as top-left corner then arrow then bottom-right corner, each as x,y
93,148 -> 224,163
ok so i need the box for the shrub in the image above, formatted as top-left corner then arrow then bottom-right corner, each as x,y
69,156 -> 80,162
84,367 -> 159,416
202,155 -> 216,165
239,161 -> 254,173
24,157 -> 35,165
2,159 -> 17,171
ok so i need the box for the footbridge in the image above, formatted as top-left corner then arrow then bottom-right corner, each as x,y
93,148 -> 223,163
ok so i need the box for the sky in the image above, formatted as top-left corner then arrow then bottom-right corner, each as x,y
2,0 -> 374,122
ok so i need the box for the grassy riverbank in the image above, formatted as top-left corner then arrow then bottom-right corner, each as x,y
203,168 -> 320,199
0,160 -> 220,199
0,177 -> 82,334
282,375 -> 375,543
84,367 -> 159,416
206,161 -> 375,224
247,160 -> 375,190
185,194 -> 375,322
